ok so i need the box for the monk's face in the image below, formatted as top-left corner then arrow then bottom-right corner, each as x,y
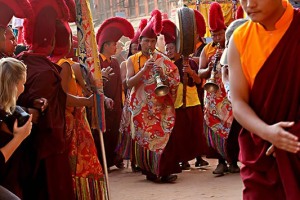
4,28 -> 17,57
104,41 -> 117,56
240,0 -> 285,26
211,29 -> 225,47
165,43 -> 176,60
130,43 -> 138,55
139,37 -> 157,56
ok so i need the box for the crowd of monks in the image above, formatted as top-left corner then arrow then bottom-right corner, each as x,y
0,0 -> 300,200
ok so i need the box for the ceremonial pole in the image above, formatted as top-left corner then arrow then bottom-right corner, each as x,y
196,0 -> 201,11
75,1 -> 110,199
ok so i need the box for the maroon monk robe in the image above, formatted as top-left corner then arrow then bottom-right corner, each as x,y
159,58 -> 207,176
173,58 -> 207,160
239,10 -> 300,200
93,55 -> 123,168
16,53 -> 74,200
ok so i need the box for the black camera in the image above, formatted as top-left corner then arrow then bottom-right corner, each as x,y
2,106 -> 30,133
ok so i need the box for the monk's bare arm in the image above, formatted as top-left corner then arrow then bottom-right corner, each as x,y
198,49 -> 213,79
126,58 -> 147,89
72,63 -> 88,92
120,61 -> 127,88
228,38 -> 300,153
60,62 -> 93,107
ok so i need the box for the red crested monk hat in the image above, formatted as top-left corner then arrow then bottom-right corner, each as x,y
23,0 -> 70,53
161,19 -> 176,45
0,0 -> 33,28
194,9 -> 206,37
235,6 -> 244,20
208,2 -> 226,32
50,20 -> 72,63
131,19 -> 148,45
96,17 -> 135,51
140,9 -> 162,39
51,0 -> 76,62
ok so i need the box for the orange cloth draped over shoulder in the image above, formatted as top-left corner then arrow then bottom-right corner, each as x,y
233,0 -> 293,89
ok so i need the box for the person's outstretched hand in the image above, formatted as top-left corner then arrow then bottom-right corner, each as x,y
265,121 -> 300,154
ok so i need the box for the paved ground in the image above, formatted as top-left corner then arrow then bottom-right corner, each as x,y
108,159 -> 243,200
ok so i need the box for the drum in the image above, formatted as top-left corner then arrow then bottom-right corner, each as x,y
175,7 -> 196,57
175,7 -> 197,108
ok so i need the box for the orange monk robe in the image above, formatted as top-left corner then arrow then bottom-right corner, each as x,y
234,0 -> 293,88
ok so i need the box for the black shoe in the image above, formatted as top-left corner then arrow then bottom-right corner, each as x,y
213,163 -> 228,175
146,174 -> 159,182
228,163 -> 240,173
160,174 -> 177,183
180,161 -> 191,170
131,164 -> 142,172
115,162 -> 125,169
195,159 -> 209,168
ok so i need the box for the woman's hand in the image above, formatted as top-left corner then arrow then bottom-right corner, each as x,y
27,108 -> 40,124
13,114 -> 32,140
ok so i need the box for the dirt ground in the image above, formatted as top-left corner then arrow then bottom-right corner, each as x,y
108,159 -> 243,200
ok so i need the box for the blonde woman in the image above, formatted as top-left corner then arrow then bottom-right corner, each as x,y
0,57 -> 32,200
